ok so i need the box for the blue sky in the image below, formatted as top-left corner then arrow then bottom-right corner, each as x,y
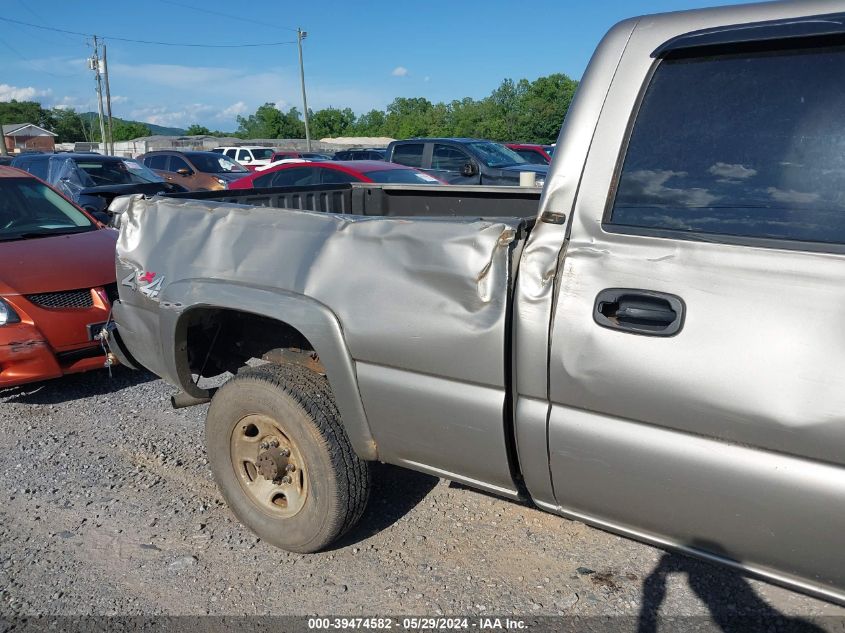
1,0 -> 756,130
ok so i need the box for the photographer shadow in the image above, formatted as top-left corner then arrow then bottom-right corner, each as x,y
638,540 -> 824,633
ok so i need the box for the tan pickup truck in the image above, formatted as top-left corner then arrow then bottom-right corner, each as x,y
110,0 -> 845,605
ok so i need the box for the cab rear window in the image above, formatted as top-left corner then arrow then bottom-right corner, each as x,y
608,42 -> 845,246
391,144 -> 424,168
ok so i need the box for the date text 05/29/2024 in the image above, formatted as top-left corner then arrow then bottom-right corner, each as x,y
307,617 -> 527,630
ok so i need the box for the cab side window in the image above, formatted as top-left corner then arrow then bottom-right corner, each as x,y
432,145 -> 468,172
609,42 -> 845,247
170,156 -> 191,173
145,155 -> 169,170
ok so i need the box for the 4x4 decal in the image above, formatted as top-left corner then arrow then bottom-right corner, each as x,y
121,271 -> 165,299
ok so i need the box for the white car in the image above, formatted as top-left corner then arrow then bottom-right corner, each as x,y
211,146 -> 274,170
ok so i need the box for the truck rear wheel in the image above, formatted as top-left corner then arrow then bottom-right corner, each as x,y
206,363 -> 370,553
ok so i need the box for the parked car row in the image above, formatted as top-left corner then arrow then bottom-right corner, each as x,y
229,160 -> 442,189
130,138 -> 552,192
141,150 -> 249,191
9,153 -> 184,221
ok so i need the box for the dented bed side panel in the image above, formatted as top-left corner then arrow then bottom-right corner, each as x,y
115,196 -> 524,493
117,196 -> 520,387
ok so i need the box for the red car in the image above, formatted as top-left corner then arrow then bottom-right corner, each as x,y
0,166 -> 117,388
230,160 -> 443,189
505,143 -> 554,165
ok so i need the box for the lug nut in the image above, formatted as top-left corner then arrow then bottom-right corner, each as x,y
281,475 -> 292,484
259,441 -> 269,450
280,448 -> 290,457
285,464 -> 296,473
269,439 -> 279,448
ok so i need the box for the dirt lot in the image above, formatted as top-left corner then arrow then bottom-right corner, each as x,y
1,367 -> 844,630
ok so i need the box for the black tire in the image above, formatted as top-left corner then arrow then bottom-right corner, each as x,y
206,363 -> 370,552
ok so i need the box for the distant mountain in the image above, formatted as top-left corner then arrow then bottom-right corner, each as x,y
80,112 -> 186,136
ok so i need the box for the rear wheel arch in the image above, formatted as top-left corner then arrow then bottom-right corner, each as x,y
160,282 -> 378,461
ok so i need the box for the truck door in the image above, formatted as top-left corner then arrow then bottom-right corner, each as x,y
430,144 -> 480,185
546,29 -> 845,598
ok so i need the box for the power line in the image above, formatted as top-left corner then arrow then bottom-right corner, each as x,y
0,37 -> 77,78
15,0 -> 80,43
155,0 -> 298,33
0,16 -> 297,48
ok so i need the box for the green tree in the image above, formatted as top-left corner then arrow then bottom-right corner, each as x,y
486,78 -> 528,140
382,97 -> 436,138
446,97 -> 483,138
112,121 -> 151,141
309,107 -> 356,139
185,124 -> 211,135
0,100 -> 54,130
49,108 -> 87,143
350,109 -> 386,136
185,71 -> 579,144
236,103 -> 304,139
516,73 -> 579,143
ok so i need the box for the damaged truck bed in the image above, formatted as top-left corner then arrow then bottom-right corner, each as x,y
111,0 -> 845,607
114,193 -> 528,494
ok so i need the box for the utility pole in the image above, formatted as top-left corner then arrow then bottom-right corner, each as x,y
0,76 -> 7,156
297,27 -> 312,151
89,36 -> 108,154
0,123 -> 8,157
102,43 -> 114,154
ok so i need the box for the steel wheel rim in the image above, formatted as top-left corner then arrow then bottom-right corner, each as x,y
230,413 -> 308,518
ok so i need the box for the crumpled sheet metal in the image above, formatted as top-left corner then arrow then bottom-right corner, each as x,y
117,196 -> 524,388
52,158 -> 87,203
107,194 -> 138,226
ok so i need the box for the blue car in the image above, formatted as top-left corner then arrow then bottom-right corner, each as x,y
11,153 -> 183,221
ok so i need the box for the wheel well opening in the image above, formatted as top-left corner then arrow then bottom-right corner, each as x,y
178,308 -> 322,382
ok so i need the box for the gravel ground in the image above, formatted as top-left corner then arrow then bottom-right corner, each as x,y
1,367 -> 844,631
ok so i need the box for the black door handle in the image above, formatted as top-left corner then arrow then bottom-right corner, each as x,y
594,289 -> 685,337
614,299 -> 676,325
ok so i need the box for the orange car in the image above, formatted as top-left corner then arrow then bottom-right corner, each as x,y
0,166 -> 117,388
